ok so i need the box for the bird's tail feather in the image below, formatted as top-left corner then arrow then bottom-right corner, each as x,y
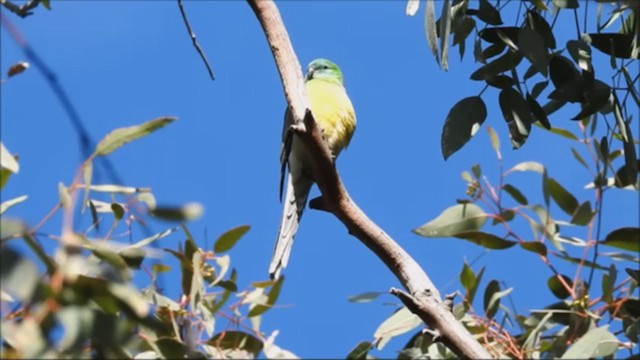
269,173 -> 312,280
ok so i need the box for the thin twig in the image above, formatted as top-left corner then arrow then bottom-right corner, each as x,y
177,0 -> 215,81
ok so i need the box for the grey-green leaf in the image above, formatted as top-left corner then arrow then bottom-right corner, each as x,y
454,231 -> 517,250
214,225 -> 250,254
95,117 -> 176,156
414,203 -> 487,237
601,227 -> 640,252
519,26 -> 549,76
545,177 -> 579,215
560,325 -> 618,358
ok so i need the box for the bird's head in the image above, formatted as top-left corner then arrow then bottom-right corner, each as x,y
305,58 -> 344,85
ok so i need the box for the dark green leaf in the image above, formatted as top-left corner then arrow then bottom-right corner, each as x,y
1,247 -> 39,302
95,117 -> 176,156
486,74 -> 515,89
567,40 -> 592,72
248,276 -> 285,317
570,201 -> 595,226
440,96 -> 487,159
547,274 -> 573,299
347,341 -> 373,360
521,241 -> 547,256
481,42 -> 506,61
454,231 -> 517,249
560,326 -> 618,359
453,17 -> 475,47
477,0 -> 502,25
502,183 -> 528,205
519,26 -> 549,76
601,227 -> 640,252
626,268 -> 639,283
414,203 -> 487,237
151,202 -> 204,222
478,27 -> 519,45
571,147 -> 589,170
589,33 -> 637,59
545,177 -> 579,215
527,93 -> 551,129
471,164 -> 481,178
526,10 -> 556,49
499,88 -> 532,149
119,247 -> 145,269
552,0 -> 578,9
602,264 -> 616,303
214,225 -> 250,254
531,80 -> 549,99
483,280 -> 501,319
471,50 -> 522,81
111,203 -> 124,221
549,55 -> 580,92
555,253 -> 608,270
155,338 -> 188,359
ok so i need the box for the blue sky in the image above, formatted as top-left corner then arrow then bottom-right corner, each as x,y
1,1 -> 638,358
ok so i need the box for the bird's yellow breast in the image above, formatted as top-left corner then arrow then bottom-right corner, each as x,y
306,79 -> 356,156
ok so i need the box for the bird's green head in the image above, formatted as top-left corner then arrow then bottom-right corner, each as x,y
305,58 -> 344,85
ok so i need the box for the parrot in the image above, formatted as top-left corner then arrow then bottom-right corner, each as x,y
269,58 -> 357,280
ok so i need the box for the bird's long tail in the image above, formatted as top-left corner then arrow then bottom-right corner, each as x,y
269,172 -> 312,280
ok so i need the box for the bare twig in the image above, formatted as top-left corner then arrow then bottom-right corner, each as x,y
1,0 -> 41,18
177,0 -> 215,80
247,0 -> 491,358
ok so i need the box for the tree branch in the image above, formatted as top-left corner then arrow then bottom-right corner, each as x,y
247,1 -> 491,358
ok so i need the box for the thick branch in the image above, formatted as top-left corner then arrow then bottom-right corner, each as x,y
248,1 -> 491,358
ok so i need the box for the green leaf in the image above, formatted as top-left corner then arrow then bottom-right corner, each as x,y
347,341 -> 373,360
85,184 -> 150,194
531,80 -> 548,99
478,27 -> 519,45
214,225 -> 250,253
567,39 -> 592,72
526,10 -> 555,49
477,0 -> 502,25
545,177 -> 579,215
471,50 -> 522,81
547,275 -> 573,299
471,164 -> 481,178
41,0 -> 50,10
414,203 -> 487,237
441,96 -> 487,160
570,147 -> 589,170
460,262 -> 475,292
502,184 -> 528,205
626,268 -> 640,283
206,331 -> 263,357
602,264 -> 616,304
483,280 -> 500,319
90,246 -> 131,280
155,338 -> 188,359
111,203 -> 125,221
348,291 -> 385,304
560,325 -> 618,358
373,307 -> 422,350
508,161 -> 545,174
151,202 -> 204,222
486,126 -> 501,160
438,0 -> 452,71
521,241 -> 547,256
601,227 -> 640,252
152,263 -> 172,274
570,201 -> 595,226
95,117 -> 176,156
519,26 -> 549,76
0,195 -> 27,215
499,88 -> 533,149
548,127 -> 579,140
107,283 -> 149,318
248,276 -> 285,317
553,0 -> 578,9
486,74 -> 515,89
454,231 -> 517,250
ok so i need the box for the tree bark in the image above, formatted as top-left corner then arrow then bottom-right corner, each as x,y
247,1 -> 492,358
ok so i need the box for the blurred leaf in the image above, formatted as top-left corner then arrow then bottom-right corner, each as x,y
454,231 -> 517,249
502,183 -> 528,205
486,125 -> 501,160
589,33 -> 637,59
214,225 -> 251,253
124,227 -> 178,251
405,0 -> 419,16
471,164 -> 481,178
58,182 -> 72,211
85,184 -> 150,194
621,66 -> 640,107
107,283 -> 149,318
111,203 -> 125,221
601,227 -> 640,252
548,127 -> 579,140
1,247 -> 39,302
190,252 -> 204,310
155,338 -> 188,359
555,253 -> 608,270
348,291 -> 385,304
570,201 -> 595,226
626,268 -> 640,283
571,147 -> 589,170
414,203 -> 487,237
545,177 -> 579,215
441,96 -> 487,159
81,161 -> 92,213
119,247 -> 145,269
547,275 -> 573,299
519,26 -> 549,76
567,39 -> 592,72
0,142 -> 19,174
248,276 -> 284,318
151,202 -> 204,222
560,325 -> 618,358
152,263 -> 172,274
521,241 -> 547,256
0,195 -> 27,215
477,0 -> 502,25
206,331 -> 263,357
7,61 -> 29,77
602,264 -> 616,304
95,117 -> 176,156
347,341 -> 373,360
460,264 -> 485,306
373,307 -> 422,350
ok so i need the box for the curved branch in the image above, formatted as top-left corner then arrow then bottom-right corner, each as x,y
247,1 -> 491,358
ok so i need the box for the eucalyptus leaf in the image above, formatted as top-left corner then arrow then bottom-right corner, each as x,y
414,203 -> 487,237
441,96 -> 487,159
95,117 -> 176,156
